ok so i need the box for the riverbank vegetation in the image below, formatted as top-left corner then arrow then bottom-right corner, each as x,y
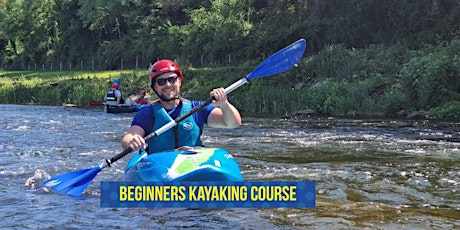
1,38 -> 459,120
0,1 -> 459,120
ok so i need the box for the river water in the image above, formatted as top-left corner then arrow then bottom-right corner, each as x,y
1,104 -> 459,229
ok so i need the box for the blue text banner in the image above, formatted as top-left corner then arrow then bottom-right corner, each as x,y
101,181 -> 316,208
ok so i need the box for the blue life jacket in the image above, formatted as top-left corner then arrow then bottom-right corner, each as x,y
147,99 -> 203,153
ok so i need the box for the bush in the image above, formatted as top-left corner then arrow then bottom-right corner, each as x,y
429,101 -> 460,120
398,41 -> 460,110
383,89 -> 411,116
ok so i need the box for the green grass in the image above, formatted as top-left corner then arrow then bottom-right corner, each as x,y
0,70 -> 140,106
0,70 -> 134,86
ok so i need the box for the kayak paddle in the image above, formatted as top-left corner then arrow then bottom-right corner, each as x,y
42,38 -> 307,196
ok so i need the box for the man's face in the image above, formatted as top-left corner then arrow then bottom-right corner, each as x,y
153,72 -> 181,101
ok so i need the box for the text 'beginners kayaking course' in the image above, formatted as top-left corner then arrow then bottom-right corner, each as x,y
101,181 -> 316,208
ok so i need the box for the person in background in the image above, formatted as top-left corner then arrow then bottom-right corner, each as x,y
121,59 -> 241,153
131,89 -> 149,105
104,83 -> 124,106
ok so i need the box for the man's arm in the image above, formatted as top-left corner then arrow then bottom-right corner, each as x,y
207,87 -> 241,129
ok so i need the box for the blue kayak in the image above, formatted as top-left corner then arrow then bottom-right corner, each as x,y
124,147 -> 243,182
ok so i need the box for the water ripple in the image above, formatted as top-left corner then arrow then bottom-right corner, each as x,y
1,105 -> 459,229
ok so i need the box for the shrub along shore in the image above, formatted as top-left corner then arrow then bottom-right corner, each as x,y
1,41 -> 459,120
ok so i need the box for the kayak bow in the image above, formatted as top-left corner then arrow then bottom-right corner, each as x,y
124,147 -> 243,182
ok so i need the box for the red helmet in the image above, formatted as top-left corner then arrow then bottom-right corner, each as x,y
112,83 -> 120,89
140,89 -> 146,95
149,60 -> 183,85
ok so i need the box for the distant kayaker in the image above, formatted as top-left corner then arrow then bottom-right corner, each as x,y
121,59 -> 241,153
104,83 -> 124,106
131,89 -> 150,105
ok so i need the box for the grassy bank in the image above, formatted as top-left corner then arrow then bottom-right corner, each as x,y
1,40 -> 459,120
0,70 -> 134,105
0,68 -> 254,107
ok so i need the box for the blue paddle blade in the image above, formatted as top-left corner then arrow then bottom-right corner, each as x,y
247,39 -> 306,80
42,166 -> 102,196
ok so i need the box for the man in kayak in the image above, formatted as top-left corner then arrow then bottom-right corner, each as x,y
131,89 -> 149,105
104,83 -> 124,106
121,59 -> 241,153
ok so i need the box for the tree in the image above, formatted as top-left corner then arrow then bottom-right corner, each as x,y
179,0 -> 253,66
1,0 -> 59,64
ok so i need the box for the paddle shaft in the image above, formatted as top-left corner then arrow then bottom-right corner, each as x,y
104,39 -> 308,167
105,76 -> 250,166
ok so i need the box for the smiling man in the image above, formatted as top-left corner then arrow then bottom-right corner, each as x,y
121,59 -> 241,154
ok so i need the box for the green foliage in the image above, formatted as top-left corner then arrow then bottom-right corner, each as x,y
383,89 -> 410,115
0,37 -> 459,122
2,1 -> 460,69
179,0 -> 253,66
0,70 -> 133,106
62,82 -> 107,105
232,78 -> 374,116
181,66 -> 249,100
227,38 -> 459,119
1,0 -> 460,121
429,101 -> 460,120
0,0 -> 59,64
0,84 -> 60,105
398,42 -> 460,110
